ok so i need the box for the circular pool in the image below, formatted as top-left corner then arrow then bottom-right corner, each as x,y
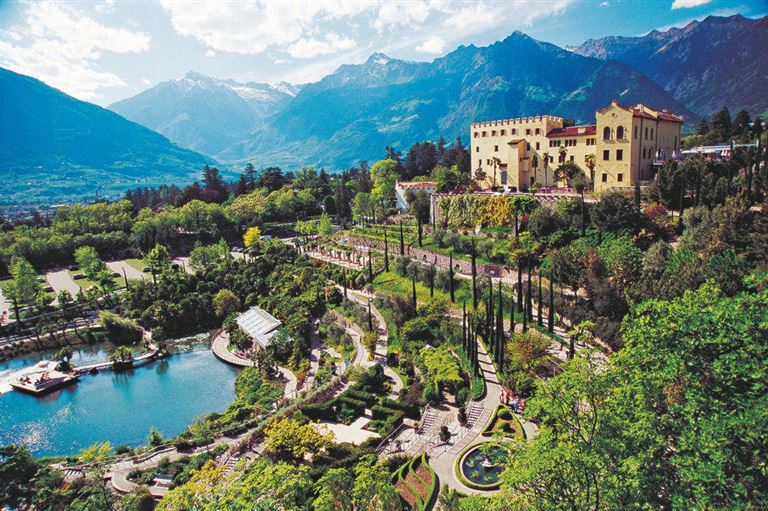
457,443 -> 508,490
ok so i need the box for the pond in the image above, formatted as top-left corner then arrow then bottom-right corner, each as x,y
459,443 -> 508,488
0,338 -> 240,458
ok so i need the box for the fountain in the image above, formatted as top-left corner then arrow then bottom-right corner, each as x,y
457,442 -> 508,490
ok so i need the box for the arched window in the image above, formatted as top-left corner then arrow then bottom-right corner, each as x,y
603,126 -> 611,140
616,126 -> 625,139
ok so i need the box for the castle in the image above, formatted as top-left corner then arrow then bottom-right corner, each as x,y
470,100 -> 683,192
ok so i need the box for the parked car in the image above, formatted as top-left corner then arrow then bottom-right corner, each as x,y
111,272 -> 121,278
69,265 -> 79,271
142,266 -> 151,273
171,263 -> 180,270
72,273 -> 86,280
43,286 -> 54,293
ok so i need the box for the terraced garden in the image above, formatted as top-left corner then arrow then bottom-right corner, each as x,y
393,453 -> 437,511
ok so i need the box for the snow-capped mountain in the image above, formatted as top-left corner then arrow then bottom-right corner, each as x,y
109,72 -> 301,156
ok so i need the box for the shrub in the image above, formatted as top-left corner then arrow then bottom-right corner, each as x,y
99,311 -> 142,344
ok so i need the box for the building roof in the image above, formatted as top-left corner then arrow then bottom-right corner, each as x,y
507,138 -> 526,145
396,181 -> 437,189
546,125 -> 596,138
600,100 -> 684,123
236,306 -> 282,349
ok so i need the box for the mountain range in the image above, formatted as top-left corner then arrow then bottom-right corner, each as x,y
110,74 -> 301,156
0,67 -> 214,206
2,14 -> 765,206
109,15 -> 766,172
572,14 -> 768,118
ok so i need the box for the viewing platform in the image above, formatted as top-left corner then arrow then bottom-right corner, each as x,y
10,367 -> 80,395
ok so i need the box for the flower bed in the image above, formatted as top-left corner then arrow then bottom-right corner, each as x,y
481,404 -> 526,440
392,453 -> 437,511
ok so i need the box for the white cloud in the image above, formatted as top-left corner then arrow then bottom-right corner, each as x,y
287,33 -> 356,59
205,49 -> 216,57
416,35 -> 446,54
0,1 -> 149,101
159,0 -> 370,55
142,78 -> 151,85
600,1 -> 610,7
671,0 -> 712,9
373,1 -> 433,31
95,0 -> 116,14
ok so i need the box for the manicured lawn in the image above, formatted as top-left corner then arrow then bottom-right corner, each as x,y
372,271 -> 473,309
125,258 -> 147,273
68,270 -> 127,291
482,403 -> 526,440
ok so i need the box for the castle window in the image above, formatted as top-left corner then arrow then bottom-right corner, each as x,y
512,129 -> 517,135
602,173 -> 608,182
634,126 -> 638,139
492,130 -> 497,136
536,142 -> 540,150
535,128 -> 541,135
474,132 -> 479,138
482,131 -> 487,137
501,129 -> 506,136
494,145 -> 499,152
603,149 -> 610,160
616,126 -> 625,139
642,148 -> 646,159
616,149 -> 623,161
603,126 -> 611,140
475,146 -> 479,152
650,128 -> 654,140
617,173 -> 623,182
570,155 -> 574,162
478,159 -> 482,167
644,127 -> 648,139
526,129 -> 531,136
549,156 -> 554,164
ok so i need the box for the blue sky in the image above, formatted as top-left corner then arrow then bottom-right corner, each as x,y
0,0 -> 764,106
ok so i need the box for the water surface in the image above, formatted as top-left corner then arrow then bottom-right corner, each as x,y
0,341 -> 239,457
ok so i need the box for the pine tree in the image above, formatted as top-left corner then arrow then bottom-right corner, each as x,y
411,275 -> 417,309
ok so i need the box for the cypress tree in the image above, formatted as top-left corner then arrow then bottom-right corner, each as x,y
496,280 -> 503,368
462,301 -> 467,352
342,268 -> 348,299
417,216 -> 423,247
411,275 -> 417,309
526,258 -> 534,322
487,276 -> 494,356
368,250 -> 373,282
548,276 -> 555,333
399,220 -> 405,256
367,301 -> 373,332
471,240 -> 477,308
537,272 -> 543,327
448,251 -> 455,302
429,264 -> 435,297
517,262 -> 523,312
509,286 -> 516,335
383,228 -> 389,272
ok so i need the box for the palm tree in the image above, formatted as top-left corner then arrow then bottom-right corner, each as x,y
542,151 -> 550,188
585,153 -> 596,188
492,156 -> 503,190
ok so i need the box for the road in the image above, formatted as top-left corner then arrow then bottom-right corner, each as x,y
106,260 -> 145,281
45,269 -> 81,297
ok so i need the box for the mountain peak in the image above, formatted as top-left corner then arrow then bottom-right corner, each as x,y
366,52 -> 392,66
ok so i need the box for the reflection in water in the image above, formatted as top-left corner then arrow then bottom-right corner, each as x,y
0,342 -> 239,457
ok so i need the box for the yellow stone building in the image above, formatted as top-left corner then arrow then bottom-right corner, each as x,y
470,100 -> 683,192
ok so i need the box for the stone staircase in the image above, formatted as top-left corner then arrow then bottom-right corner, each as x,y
222,455 -> 240,476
